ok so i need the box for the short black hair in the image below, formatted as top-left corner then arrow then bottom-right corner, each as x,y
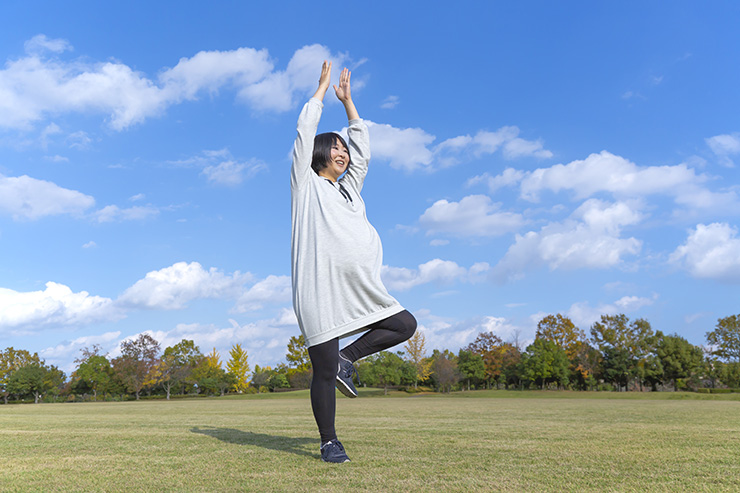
311,132 -> 351,175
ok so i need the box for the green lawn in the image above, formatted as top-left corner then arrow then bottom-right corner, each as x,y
2,390 -> 739,492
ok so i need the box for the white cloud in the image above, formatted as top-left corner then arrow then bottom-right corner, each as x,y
503,136 -> 553,160
419,194 -> 524,237
381,95 -> 399,109
0,282 -> 119,332
66,131 -> 92,149
40,122 -> 62,148
467,168 -> 525,192
40,331 -> 121,372
113,314 -> 300,369
0,173 -> 95,220
82,241 -> 97,249
382,259 -> 488,291
670,223 -> 740,282
474,150 -> 738,217
237,44 -> 348,112
172,148 -> 265,185
366,121 -> 435,171
24,34 -> 73,55
492,199 -> 643,282
519,151 -> 700,201
0,38 -> 347,131
364,122 -> 552,172
159,47 -> 273,101
201,159 -> 265,186
414,312 -> 531,353
614,294 -> 658,311
233,275 -> 292,313
118,261 -> 249,310
706,133 -> 740,167
567,294 -> 657,330
93,204 -> 159,223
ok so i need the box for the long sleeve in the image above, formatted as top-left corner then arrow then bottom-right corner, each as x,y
340,118 -> 371,194
291,98 -> 323,192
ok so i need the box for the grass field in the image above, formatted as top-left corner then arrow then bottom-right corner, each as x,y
2,390 -> 739,492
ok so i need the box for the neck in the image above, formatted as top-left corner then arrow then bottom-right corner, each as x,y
319,170 -> 338,182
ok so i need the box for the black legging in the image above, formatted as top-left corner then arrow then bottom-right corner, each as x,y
307,310 -> 417,443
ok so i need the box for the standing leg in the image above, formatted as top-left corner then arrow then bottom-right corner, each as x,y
308,338 -> 339,444
340,310 -> 417,363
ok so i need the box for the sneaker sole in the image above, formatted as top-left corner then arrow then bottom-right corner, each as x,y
321,457 -> 351,463
335,376 -> 358,398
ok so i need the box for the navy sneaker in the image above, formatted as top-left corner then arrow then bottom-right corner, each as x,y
336,353 -> 358,398
321,440 -> 351,463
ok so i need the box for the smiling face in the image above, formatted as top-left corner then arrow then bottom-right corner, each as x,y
319,138 -> 349,182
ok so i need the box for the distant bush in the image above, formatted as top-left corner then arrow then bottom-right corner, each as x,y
701,388 -> 740,394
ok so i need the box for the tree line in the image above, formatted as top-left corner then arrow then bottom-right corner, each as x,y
2,313 -> 739,403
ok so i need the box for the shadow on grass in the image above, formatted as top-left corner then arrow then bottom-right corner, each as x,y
191,426 -> 317,458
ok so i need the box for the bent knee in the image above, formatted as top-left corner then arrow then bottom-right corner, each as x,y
398,310 -> 417,340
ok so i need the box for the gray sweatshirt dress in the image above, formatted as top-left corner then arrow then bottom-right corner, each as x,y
291,98 -> 404,347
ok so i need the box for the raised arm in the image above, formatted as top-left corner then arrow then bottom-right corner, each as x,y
334,67 -> 370,192
334,68 -> 359,122
313,60 -> 332,102
292,62 -> 332,191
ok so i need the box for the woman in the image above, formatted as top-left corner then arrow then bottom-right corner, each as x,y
291,61 -> 417,463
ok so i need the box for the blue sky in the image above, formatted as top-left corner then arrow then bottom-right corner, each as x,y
1,2 -> 739,374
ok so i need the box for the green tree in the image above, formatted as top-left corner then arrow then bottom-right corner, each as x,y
656,333 -> 704,390
590,314 -> 656,390
601,346 -> 633,391
457,349 -> 485,390
706,314 -> 740,363
430,350 -> 460,393
718,361 -> 740,388
536,314 -> 585,360
251,365 -> 272,390
522,339 -> 570,390
466,331 -> 504,388
1,348 -> 41,404
226,343 -> 250,393
267,366 -> 290,391
111,334 -> 161,400
638,354 -> 664,392
192,348 -> 232,396
7,364 -> 51,403
361,351 -> 415,395
536,314 -> 596,388
285,335 -> 311,388
75,354 -> 114,401
43,365 -> 66,402
159,339 -> 203,398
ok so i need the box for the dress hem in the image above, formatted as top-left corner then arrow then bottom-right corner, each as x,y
304,303 -> 405,347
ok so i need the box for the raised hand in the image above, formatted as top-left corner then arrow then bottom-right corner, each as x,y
333,68 -> 352,103
312,60 -> 332,101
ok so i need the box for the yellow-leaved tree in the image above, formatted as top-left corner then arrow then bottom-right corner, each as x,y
226,343 -> 250,393
404,330 -> 433,388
